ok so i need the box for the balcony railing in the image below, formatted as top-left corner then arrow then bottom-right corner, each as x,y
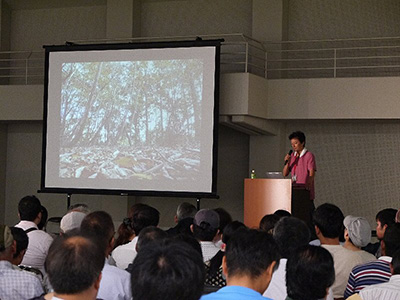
3,34 -> 400,84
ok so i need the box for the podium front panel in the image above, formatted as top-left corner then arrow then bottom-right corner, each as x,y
244,179 -> 292,228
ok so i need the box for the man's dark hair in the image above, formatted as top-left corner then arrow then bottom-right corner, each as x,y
274,209 -> 291,218
288,131 -> 306,145
45,234 -> 104,295
391,249 -> 400,275
173,234 -> 203,257
376,208 -> 397,227
286,245 -> 335,300
38,205 -> 48,230
214,208 -> 232,233
130,239 -> 205,300
313,203 -> 344,238
225,228 -> 280,278
260,214 -> 280,233
18,195 -> 42,221
131,204 -> 160,236
273,217 -> 311,258
383,223 -> 400,257
192,222 -> 218,241
80,211 -> 114,255
136,226 -> 168,252
176,202 -> 197,222
10,227 -> 28,259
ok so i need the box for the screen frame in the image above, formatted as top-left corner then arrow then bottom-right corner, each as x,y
40,39 -> 221,198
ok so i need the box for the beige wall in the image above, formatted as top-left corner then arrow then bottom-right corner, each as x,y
0,124 -> 7,223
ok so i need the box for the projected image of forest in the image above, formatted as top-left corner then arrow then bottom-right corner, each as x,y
59,59 -> 203,181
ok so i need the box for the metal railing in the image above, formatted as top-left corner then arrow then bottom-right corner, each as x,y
3,34 -> 400,84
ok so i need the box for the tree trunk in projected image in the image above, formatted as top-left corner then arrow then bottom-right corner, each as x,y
59,60 -> 203,181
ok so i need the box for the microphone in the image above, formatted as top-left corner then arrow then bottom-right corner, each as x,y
284,150 -> 293,165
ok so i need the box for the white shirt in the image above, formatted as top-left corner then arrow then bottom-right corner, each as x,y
359,274 -> 400,300
111,236 -> 138,270
97,259 -> 132,300
263,258 -> 334,300
322,244 -> 364,298
200,241 -> 220,262
15,220 -> 53,274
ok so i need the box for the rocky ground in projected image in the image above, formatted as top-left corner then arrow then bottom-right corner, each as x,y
59,146 -> 200,180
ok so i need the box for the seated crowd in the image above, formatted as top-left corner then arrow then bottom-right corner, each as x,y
0,196 -> 400,300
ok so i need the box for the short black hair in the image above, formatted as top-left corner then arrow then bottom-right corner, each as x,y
192,222 -> 218,241
274,209 -> 291,218
259,214 -> 280,233
289,131 -> 306,145
80,211 -> 115,255
130,239 -> 205,300
214,208 -> 232,232
313,203 -> 344,239
45,234 -> 104,294
10,227 -> 28,258
225,228 -> 280,278
376,208 -> 397,227
383,223 -> 400,257
38,205 -> 48,230
222,221 -> 247,244
176,202 -> 197,221
18,195 -> 42,221
273,217 -> 311,258
286,245 -> 335,300
391,249 -> 400,275
136,226 -> 168,252
131,204 -> 160,235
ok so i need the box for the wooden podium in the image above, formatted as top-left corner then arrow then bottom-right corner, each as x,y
244,179 -> 311,228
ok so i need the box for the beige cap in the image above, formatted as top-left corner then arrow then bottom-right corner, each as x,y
0,225 -> 13,250
60,211 -> 87,233
344,215 -> 371,248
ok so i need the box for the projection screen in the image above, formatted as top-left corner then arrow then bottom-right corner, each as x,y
40,40 -> 221,197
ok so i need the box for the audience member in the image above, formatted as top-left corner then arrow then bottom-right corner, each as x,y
191,209 -> 221,262
345,223 -> 400,298
38,205 -> 48,231
44,233 -> 104,300
14,195 -> 53,273
10,226 -> 29,266
81,211 -> 132,300
213,208 -> 233,248
114,203 -> 147,249
135,226 -> 168,253
60,211 -> 87,234
343,216 -> 376,263
166,202 -> 197,237
313,203 -> 363,298
264,216 -> 316,300
259,214 -> 280,234
206,221 -> 247,287
112,204 -> 160,269
0,224 -> 44,299
130,239 -> 205,300
68,203 -> 90,214
274,209 -> 291,218
374,208 -> 397,257
358,248 -> 400,299
286,245 -> 335,300
201,228 -> 280,300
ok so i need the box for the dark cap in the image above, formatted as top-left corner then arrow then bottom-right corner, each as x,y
194,209 -> 220,229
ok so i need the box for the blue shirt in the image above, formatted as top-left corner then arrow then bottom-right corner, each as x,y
201,285 -> 273,300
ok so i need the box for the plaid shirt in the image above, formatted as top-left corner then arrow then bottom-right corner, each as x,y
0,260 -> 44,300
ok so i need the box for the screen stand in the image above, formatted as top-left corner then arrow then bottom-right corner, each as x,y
67,193 -> 72,210
196,198 -> 201,211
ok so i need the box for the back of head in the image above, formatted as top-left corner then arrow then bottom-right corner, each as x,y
136,226 -> 168,252
130,239 -> 205,300
176,202 -> 197,222
68,203 -> 90,214
80,211 -> 115,255
286,245 -> 335,300
18,195 -> 42,221
131,204 -> 160,235
214,208 -> 232,233
10,227 -> 28,259
313,203 -> 344,238
260,214 -> 280,234
38,205 -> 48,230
222,221 -> 246,244
0,225 -> 14,258
343,215 -> 371,248
383,223 -> 400,257
45,234 -> 104,295
61,211 -> 87,234
225,228 -> 280,279
273,217 -> 311,258
192,209 -> 220,241
274,209 -> 291,218
391,249 -> 400,275
376,208 -> 397,227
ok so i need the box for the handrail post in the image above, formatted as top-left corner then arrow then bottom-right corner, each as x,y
245,42 -> 249,73
333,48 -> 337,78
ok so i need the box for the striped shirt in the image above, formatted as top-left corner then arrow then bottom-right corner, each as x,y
344,256 -> 391,298
359,274 -> 400,300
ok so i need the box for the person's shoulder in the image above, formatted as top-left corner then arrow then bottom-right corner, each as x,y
103,263 -> 130,278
